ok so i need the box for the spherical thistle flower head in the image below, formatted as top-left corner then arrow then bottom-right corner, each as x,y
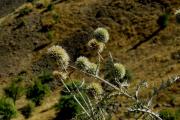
75,56 -> 91,71
47,45 -> 70,68
87,39 -> 105,53
94,27 -> 109,43
87,62 -> 98,75
113,63 -> 126,79
52,71 -> 67,80
87,82 -> 103,95
175,9 -> 180,24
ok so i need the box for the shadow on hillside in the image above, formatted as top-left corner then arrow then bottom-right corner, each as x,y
59,29 -> 93,61
31,29 -> 93,75
128,27 -> 163,51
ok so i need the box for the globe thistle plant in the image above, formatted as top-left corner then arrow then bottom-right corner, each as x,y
75,56 -> 91,71
47,45 -> 70,68
105,62 -> 126,84
75,56 -> 98,75
87,82 -> 103,97
113,63 -> 126,80
175,9 -> 180,24
94,27 -> 109,43
87,39 -> 105,53
87,62 -> 98,75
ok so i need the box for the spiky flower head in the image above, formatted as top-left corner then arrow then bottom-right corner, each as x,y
75,56 -> 91,71
47,45 -> 70,68
175,9 -> 180,24
87,82 -> 103,95
53,71 -> 67,80
75,56 -> 98,75
104,62 -> 126,84
87,39 -> 105,53
113,63 -> 126,79
87,63 -> 98,75
94,27 -> 109,43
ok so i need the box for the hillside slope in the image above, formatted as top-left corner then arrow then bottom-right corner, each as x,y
0,0 -> 26,17
0,0 -> 180,119
0,0 -> 179,81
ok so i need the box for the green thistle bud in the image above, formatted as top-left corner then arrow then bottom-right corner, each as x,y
47,45 -> 70,68
75,56 -> 98,75
87,82 -> 103,96
87,63 -> 98,75
175,9 -> 180,24
75,56 -> 90,71
87,39 -> 105,53
113,63 -> 126,79
104,62 -> 126,84
94,27 -> 109,43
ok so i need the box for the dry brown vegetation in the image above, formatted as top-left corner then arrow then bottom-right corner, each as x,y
0,0 -> 180,119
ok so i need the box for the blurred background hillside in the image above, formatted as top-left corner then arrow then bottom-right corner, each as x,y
0,0 -> 179,119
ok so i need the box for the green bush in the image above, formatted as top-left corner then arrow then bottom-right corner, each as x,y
38,71 -> 54,84
47,30 -> 54,40
26,80 -> 50,106
56,94 -> 84,120
55,81 -> 89,120
159,109 -> 177,120
46,4 -> 54,11
0,98 -> 17,120
157,13 -> 170,28
20,102 -> 35,118
175,109 -> 180,120
4,78 -> 24,104
27,0 -> 34,2
52,12 -> 60,23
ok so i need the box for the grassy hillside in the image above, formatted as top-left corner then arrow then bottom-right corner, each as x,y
0,0 -> 179,119
0,0 -> 26,17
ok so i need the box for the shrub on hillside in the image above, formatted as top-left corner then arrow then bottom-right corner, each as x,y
38,70 -> 65,90
4,77 -> 24,104
26,80 -> 50,106
159,109 -> 177,120
0,98 -> 17,120
38,71 -> 54,84
46,4 -> 54,11
20,102 -> 35,119
27,0 -> 34,2
55,80 -> 107,120
157,13 -> 170,28
55,94 -> 84,120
